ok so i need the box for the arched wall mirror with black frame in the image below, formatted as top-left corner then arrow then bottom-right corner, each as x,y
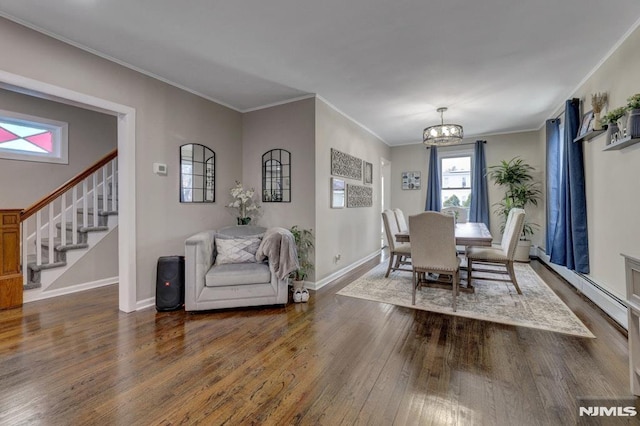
180,143 -> 215,203
262,149 -> 291,202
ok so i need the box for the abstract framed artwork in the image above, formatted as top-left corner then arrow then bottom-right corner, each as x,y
401,171 -> 421,190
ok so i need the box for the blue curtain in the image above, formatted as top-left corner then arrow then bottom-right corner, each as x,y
545,119 -> 561,253
469,140 -> 490,227
425,147 -> 441,211
549,99 -> 590,273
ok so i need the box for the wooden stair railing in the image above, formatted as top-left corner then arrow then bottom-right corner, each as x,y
0,149 -> 117,310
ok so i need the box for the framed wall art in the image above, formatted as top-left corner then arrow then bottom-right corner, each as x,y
331,148 -> 362,180
401,171 -> 421,190
331,178 -> 345,208
363,161 -> 373,184
346,184 -> 373,207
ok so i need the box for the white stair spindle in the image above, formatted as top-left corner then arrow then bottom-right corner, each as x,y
61,193 -> 66,247
83,179 -> 88,228
102,164 -> 108,212
72,186 -> 78,245
48,203 -> 54,265
93,173 -> 98,227
36,211 -> 42,266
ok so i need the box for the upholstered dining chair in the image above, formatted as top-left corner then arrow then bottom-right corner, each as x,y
408,212 -> 461,311
393,208 -> 409,232
466,208 -> 526,294
441,206 -> 468,223
382,210 -> 411,277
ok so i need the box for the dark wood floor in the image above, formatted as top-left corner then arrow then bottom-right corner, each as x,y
0,258 -> 635,425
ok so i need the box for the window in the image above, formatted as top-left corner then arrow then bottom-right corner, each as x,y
440,151 -> 473,209
0,109 -> 68,164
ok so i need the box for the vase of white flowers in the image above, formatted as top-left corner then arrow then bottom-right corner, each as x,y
227,181 -> 260,225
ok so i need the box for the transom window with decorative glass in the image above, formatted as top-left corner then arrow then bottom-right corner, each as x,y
0,109 -> 68,164
440,152 -> 473,209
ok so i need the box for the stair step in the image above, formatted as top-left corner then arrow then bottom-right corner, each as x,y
77,207 -> 114,217
26,254 -> 67,272
56,222 -> 110,233
24,281 -> 42,290
40,238 -> 89,251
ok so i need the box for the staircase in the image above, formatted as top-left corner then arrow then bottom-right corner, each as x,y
20,150 -> 118,291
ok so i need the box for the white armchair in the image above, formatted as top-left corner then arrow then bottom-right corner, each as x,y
184,226 -> 291,311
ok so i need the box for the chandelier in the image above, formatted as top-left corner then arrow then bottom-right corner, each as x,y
423,107 -> 464,146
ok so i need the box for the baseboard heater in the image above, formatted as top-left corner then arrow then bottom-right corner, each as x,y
536,247 -> 628,329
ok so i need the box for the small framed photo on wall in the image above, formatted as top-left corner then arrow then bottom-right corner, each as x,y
331,178 -> 345,208
579,110 -> 594,136
401,171 -> 421,190
364,161 -> 373,184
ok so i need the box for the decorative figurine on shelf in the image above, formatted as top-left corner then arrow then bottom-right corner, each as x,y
627,93 -> 640,138
591,92 -> 608,131
601,107 -> 627,145
227,181 -> 260,225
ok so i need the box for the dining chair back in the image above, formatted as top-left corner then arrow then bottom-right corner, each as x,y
441,206 -> 468,223
382,210 -> 411,277
393,208 -> 409,232
466,208 -> 526,294
408,212 -> 461,311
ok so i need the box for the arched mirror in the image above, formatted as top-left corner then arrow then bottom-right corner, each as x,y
180,143 -> 215,203
262,149 -> 291,202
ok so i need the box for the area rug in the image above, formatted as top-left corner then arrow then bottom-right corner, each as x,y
337,262 -> 595,338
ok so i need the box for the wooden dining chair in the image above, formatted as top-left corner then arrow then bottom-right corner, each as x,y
382,210 -> 411,277
393,208 -> 409,232
408,212 -> 461,311
466,208 -> 526,294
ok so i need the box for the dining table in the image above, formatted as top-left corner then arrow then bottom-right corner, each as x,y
395,221 -> 493,247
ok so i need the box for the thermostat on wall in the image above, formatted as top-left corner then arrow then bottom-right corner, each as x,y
153,163 -> 168,176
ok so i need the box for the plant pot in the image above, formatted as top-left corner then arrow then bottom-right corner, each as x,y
292,279 -> 305,290
593,112 -> 602,130
606,123 -> 620,145
514,240 -> 531,262
627,108 -> 640,138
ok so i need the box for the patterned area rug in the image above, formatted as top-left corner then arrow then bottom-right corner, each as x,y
337,262 -> 595,338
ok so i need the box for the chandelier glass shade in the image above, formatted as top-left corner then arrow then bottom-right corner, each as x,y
423,107 -> 464,146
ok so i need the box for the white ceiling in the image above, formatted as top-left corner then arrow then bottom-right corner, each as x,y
1,0 -> 640,145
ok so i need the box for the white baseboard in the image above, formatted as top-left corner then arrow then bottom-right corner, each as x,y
136,297 -> 155,311
308,250 -> 381,291
24,276 -> 118,303
536,247 -> 627,329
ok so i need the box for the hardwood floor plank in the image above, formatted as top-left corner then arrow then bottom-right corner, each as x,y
0,259 -> 635,425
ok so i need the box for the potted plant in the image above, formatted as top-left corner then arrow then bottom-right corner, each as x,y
487,157 -> 542,262
627,93 -> 640,138
601,106 -> 627,144
290,225 -> 314,288
591,92 -> 607,131
227,181 -> 260,225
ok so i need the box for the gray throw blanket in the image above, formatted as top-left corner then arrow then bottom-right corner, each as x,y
256,227 -> 299,280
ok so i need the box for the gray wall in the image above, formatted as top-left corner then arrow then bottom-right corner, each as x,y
390,131 -> 544,248
0,17 -> 243,301
544,24 -> 640,299
242,98 -> 316,235
0,88 -> 116,208
315,98 -> 391,283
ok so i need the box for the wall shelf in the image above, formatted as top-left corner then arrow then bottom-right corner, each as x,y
602,136 -> 640,151
573,129 -> 605,143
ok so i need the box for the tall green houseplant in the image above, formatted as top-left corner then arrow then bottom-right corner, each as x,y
487,157 -> 541,261
290,226 -> 314,284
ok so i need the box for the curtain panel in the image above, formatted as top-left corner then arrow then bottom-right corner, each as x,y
549,99 -> 590,273
425,146 -> 441,211
468,140 -> 490,227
